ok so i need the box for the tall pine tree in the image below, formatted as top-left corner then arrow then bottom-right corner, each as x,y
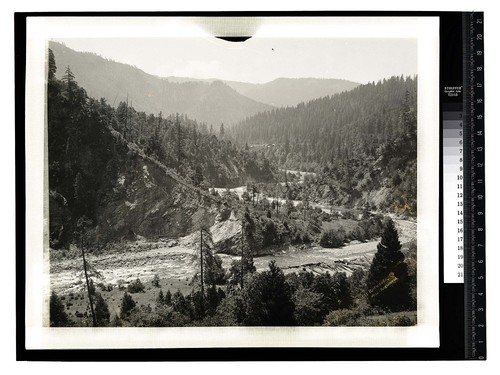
366,219 -> 411,311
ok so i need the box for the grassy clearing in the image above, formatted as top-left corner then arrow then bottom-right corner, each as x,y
61,276 -> 193,324
321,219 -> 359,233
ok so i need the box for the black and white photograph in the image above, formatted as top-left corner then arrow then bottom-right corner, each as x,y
23,16 -> 440,348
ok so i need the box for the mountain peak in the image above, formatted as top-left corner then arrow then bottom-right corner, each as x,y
49,41 -> 272,126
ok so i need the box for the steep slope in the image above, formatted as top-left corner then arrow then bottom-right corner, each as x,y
49,41 -> 273,126
47,50 -> 275,248
231,76 -> 417,215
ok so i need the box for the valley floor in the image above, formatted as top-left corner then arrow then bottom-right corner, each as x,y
49,218 -> 416,321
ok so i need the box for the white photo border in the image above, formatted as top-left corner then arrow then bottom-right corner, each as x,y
24,15 -> 440,349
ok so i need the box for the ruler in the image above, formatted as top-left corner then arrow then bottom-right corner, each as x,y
463,11 -> 486,360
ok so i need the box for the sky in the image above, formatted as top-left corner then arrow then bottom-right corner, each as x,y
58,36 -> 417,84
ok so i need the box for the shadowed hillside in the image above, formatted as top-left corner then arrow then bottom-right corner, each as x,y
49,41 -> 273,127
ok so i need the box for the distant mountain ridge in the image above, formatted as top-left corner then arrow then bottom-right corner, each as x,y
49,41 -> 273,127
50,41 -> 360,125
166,76 -> 360,107
231,76 -> 418,215
227,77 -> 360,107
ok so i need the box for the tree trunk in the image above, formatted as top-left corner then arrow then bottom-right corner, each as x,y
81,233 -> 97,327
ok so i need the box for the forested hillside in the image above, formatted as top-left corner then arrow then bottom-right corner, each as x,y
164,77 -> 359,108
231,76 -> 418,215
49,41 -> 273,126
227,77 -> 360,107
47,50 -> 275,248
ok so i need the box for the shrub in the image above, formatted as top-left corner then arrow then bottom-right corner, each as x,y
94,292 -> 110,326
319,228 -> 345,248
164,289 -> 172,305
127,278 -> 145,293
120,292 -> 136,318
393,313 -> 415,326
241,191 -> 250,202
311,272 -> 353,317
323,309 -> 361,326
50,291 -> 69,327
111,313 -> 123,327
152,274 -> 161,288
88,279 -> 96,296
349,268 -> 367,302
262,219 -> 278,247
156,289 -> 165,305
171,290 -> 193,318
244,261 -> 295,326
293,287 -> 323,325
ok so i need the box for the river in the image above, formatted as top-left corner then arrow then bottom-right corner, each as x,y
49,218 -> 416,295
51,171 -> 415,295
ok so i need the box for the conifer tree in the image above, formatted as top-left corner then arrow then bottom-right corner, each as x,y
48,49 -> 57,80
120,292 -> 136,318
94,292 -> 110,326
175,113 -> 183,174
156,289 -> 165,305
367,219 -> 403,285
50,291 -> 69,327
164,289 -> 172,305
366,219 -> 410,310
244,260 -> 295,326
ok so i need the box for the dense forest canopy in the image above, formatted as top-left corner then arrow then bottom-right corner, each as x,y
47,50 -> 275,247
230,76 -> 418,215
47,47 -> 418,329
231,75 -> 416,169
